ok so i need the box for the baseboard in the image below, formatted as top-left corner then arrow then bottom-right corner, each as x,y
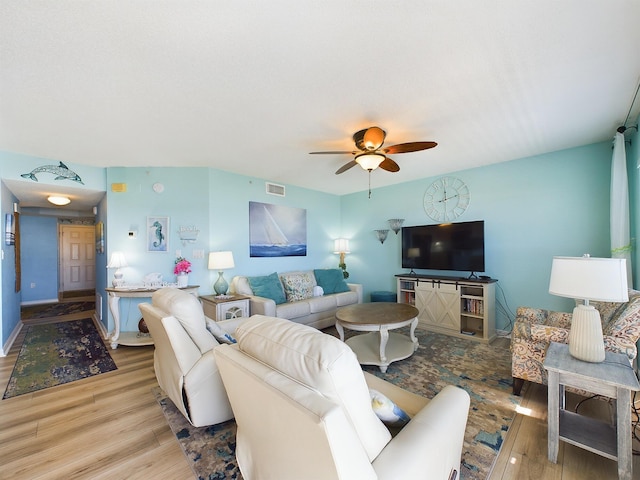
93,313 -> 109,340
1,321 -> 23,357
20,298 -> 59,306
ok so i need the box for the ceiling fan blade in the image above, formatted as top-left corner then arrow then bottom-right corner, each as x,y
379,157 -> 400,172
309,150 -> 357,155
335,160 -> 357,174
383,141 -> 437,154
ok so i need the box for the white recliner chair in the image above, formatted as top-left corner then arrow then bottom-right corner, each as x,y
215,315 -> 470,480
139,288 -> 243,427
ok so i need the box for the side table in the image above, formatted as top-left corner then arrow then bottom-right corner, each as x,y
543,342 -> 640,480
200,294 -> 250,322
105,285 -> 200,349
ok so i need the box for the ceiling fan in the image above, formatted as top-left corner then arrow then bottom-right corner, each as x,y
309,126 -> 437,175
309,126 -> 437,197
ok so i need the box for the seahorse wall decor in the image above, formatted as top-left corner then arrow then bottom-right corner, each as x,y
152,221 -> 164,247
21,162 -> 84,184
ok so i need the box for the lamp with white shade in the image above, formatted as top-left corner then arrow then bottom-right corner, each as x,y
548,255 -> 628,363
107,251 -> 128,287
208,251 -> 235,296
333,238 -> 350,279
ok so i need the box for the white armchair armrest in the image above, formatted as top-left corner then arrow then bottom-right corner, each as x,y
372,385 -> 470,480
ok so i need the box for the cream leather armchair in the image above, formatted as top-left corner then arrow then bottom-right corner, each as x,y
139,288 -> 243,427
215,315 -> 470,480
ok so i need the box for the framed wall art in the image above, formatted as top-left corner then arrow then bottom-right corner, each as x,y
249,202 -> 306,257
147,216 -> 169,252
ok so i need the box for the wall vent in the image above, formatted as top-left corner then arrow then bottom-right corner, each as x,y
266,182 -> 285,197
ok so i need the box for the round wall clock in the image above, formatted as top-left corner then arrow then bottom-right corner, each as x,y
423,176 -> 470,222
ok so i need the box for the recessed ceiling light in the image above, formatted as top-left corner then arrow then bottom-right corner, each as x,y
47,196 -> 71,206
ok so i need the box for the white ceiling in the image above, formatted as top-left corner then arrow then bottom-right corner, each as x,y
1,1 -> 639,207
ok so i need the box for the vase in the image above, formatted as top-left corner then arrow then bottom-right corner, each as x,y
177,273 -> 189,288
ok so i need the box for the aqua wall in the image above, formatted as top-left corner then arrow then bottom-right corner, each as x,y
20,215 -> 58,303
0,183 -> 19,355
341,141 -> 613,331
103,167 -> 342,332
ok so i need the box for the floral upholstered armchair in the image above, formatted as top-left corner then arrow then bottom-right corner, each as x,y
511,289 -> 640,395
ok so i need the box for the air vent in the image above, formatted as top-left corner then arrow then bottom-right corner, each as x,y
266,182 -> 285,197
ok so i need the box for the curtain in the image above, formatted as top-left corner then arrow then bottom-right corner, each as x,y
611,131 -> 633,287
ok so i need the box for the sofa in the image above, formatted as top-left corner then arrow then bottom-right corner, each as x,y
511,288 -> 640,395
229,269 -> 363,329
139,287 -> 245,427
215,315 -> 470,480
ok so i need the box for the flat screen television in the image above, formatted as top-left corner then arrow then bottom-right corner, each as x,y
401,220 -> 485,274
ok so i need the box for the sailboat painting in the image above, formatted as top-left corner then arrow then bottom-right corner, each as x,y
249,202 -> 307,257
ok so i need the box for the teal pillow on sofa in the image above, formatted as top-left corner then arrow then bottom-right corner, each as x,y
314,269 -> 350,294
248,272 -> 286,305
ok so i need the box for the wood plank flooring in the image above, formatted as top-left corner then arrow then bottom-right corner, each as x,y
1,323 -> 639,479
0,320 -> 193,480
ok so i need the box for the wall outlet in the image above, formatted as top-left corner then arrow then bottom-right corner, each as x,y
30,282 -> 36,288
193,249 -> 204,259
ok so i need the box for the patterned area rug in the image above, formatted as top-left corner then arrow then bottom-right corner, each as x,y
154,328 -> 519,480
21,301 -> 95,320
3,318 -> 117,399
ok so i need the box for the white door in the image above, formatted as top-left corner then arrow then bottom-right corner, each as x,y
60,225 -> 96,292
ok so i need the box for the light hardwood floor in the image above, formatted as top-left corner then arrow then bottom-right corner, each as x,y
1,322 -> 639,479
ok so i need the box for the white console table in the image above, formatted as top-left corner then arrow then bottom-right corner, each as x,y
105,285 -> 199,349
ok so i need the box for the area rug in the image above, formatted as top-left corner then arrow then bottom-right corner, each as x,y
3,318 -> 117,399
21,300 -> 95,320
154,329 -> 519,480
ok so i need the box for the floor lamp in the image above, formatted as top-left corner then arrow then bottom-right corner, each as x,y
548,255 -> 628,363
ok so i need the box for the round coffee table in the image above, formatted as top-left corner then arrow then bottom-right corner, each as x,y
335,302 -> 419,373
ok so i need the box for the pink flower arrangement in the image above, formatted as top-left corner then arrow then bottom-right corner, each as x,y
174,257 -> 192,275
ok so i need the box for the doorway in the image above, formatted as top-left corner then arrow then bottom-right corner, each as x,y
59,224 -> 96,296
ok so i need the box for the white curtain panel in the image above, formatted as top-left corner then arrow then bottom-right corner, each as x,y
611,131 -> 633,287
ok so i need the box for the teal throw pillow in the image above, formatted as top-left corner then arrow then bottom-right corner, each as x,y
314,269 -> 350,294
248,272 -> 286,305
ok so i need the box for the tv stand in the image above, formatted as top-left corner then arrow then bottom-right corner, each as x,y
396,274 -> 497,343
468,272 -> 478,280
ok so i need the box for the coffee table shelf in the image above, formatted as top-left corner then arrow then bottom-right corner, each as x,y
345,332 -> 417,371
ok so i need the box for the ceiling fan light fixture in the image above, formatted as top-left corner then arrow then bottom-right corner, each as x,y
355,153 -> 385,171
47,195 -> 71,206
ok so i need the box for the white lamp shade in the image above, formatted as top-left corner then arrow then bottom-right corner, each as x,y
549,256 -> 628,302
355,153 -> 385,171
107,251 -> 128,269
333,239 -> 350,254
208,251 -> 235,270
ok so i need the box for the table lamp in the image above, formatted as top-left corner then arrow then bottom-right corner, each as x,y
107,251 -> 128,287
548,255 -> 628,362
208,251 -> 235,296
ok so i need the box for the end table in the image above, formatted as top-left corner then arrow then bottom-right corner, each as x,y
543,342 -> 640,480
200,294 -> 250,322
